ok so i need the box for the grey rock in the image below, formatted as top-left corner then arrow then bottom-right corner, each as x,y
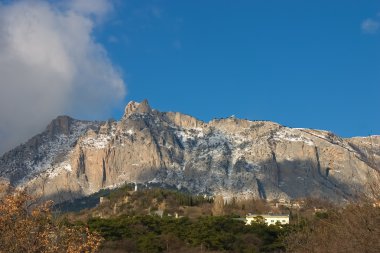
0,100 -> 379,204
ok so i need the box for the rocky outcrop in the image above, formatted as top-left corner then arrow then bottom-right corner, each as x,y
0,177 -> 10,198
0,100 -> 379,204
0,116 -> 101,184
345,136 -> 380,169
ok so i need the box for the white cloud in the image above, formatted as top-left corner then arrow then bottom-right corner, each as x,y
361,18 -> 380,34
0,0 -> 126,154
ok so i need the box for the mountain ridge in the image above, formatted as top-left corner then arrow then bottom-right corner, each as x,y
1,100 -> 379,204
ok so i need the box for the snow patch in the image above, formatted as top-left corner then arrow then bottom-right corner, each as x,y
273,128 -> 314,146
82,134 -> 111,149
16,120 -> 99,184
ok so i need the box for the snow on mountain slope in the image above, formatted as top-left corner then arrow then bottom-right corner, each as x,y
0,116 -> 101,184
0,100 -> 379,204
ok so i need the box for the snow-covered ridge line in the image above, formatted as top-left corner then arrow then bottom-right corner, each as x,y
1,100 -> 379,204
296,128 -> 357,153
349,135 -> 380,139
7,120 -> 101,184
273,128 -> 314,146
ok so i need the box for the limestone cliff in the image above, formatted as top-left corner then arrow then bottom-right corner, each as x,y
0,101 -> 379,203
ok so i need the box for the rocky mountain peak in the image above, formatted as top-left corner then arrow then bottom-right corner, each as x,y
123,99 -> 152,118
46,115 -> 73,137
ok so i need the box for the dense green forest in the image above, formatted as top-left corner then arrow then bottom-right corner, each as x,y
1,186 -> 379,253
63,185 -> 289,252
66,186 -> 380,253
87,215 -> 287,253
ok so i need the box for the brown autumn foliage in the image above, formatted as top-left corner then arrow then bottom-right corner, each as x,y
0,190 -> 103,253
284,203 -> 380,253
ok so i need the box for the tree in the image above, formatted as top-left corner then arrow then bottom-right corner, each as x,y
284,204 -> 380,253
0,190 -> 103,253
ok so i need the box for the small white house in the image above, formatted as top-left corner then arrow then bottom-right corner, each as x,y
246,214 -> 289,226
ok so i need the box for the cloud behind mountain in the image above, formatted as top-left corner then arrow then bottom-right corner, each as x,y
0,0 -> 126,154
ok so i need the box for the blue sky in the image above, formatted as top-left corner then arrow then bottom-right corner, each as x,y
1,0 -> 379,154
94,0 -> 380,137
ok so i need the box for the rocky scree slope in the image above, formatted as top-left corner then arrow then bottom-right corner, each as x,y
0,100 -> 379,203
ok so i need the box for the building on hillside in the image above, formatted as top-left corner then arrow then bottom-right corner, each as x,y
290,200 -> 304,209
152,210 -> 164,218
245,214 -> 289,226
271,199 -> 304,209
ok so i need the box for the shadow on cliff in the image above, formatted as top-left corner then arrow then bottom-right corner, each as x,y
39,155 -> 374,212
249,156 -> 368,203
129,157 -> 370,203
52,189 -> 110,213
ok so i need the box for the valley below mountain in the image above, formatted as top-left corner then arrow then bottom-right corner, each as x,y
1,100 -> 379,204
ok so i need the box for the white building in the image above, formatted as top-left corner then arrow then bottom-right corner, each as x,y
246,214 -> 289,226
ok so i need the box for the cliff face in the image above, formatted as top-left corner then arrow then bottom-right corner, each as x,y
1,100 -> 379,203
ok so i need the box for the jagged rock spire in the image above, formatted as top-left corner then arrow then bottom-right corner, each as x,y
46,115 -> 73,137
123,99 -> 151,118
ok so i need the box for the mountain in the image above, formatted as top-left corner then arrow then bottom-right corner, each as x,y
1,100 -> 379,203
